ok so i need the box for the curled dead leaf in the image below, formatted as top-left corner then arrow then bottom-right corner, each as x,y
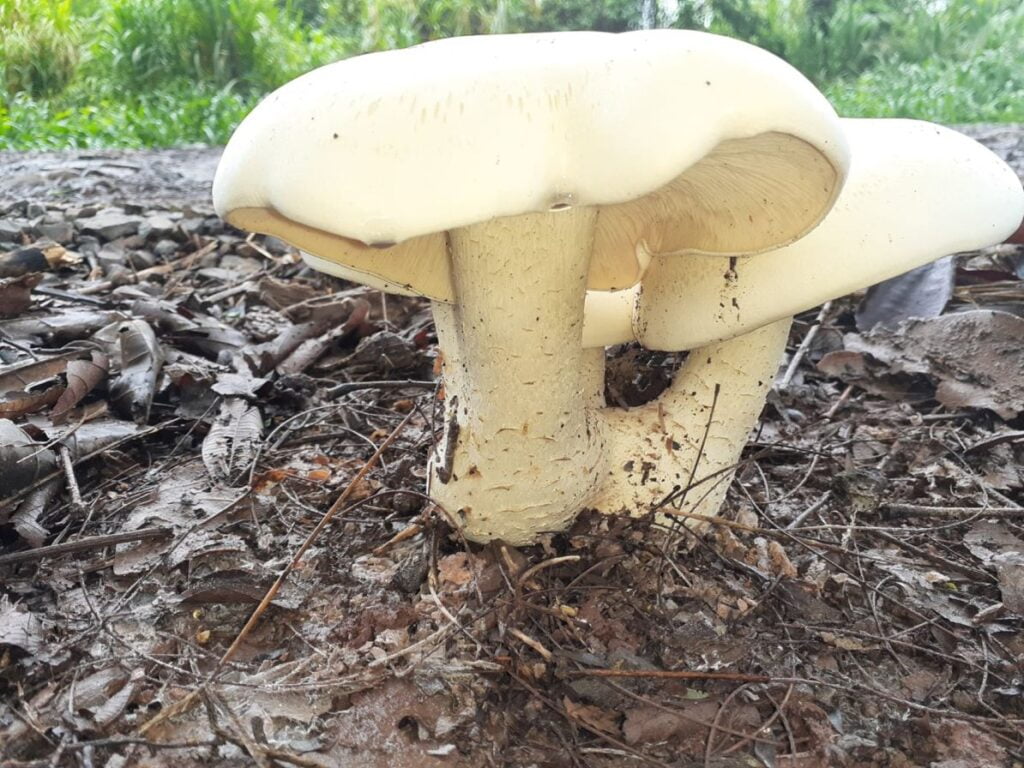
97,319 -> 164,423
51,351 -> 109,423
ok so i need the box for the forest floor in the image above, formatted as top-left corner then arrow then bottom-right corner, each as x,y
0,127 -> 1023,768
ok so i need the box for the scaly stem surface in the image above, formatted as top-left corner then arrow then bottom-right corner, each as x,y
591,319 -> 790,525
428,209 -> 605,544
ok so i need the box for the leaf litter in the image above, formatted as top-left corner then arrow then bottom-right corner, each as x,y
1,134 -> 1023,767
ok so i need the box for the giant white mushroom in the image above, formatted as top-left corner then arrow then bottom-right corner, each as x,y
214,30 -> 853,544
583,119 -> 1024,523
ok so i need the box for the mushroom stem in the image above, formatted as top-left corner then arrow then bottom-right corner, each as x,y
427,209 -> 606,544
592,318 -> 790,524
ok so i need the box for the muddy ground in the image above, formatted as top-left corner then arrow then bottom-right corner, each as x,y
0,127 -> 1023,768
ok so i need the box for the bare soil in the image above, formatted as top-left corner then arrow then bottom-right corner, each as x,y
0,128 -> 1023,768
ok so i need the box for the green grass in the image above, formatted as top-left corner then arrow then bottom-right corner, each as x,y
0,83 -> 255,149
1,0 -> 1022,149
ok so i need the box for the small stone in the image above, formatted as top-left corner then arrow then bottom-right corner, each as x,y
76,235 -> 101,259
178,217 -> 205,235
25,203 -> 45,218
153,239 -> 178,258
119,234 -> 146,250
139,214 -> 178,240
262,236 -> 291,255
97,242 -> 127,271
33,221 -> 75,244
219,255 -> 262,275
126,250 -> 156,270
2,202 -> 28,217
0,219 -> 25,241
77,209 -> 144,241
202,216 -> 224,233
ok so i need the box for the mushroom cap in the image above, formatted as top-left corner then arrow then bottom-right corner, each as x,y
586,119 -> 1024,349
214,29 -> 849,299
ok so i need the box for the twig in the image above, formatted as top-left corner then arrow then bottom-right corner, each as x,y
326,379 -> 435,397
824,383 -> 855,419
371,522 -> 423,556
785,490 -> 830,529
870,529 -> 994,582
78,242 -> 216,295
568,668 -> 770,682
0,527 -> 170,566
138,410 -> 415,736
517,555 -> 581,589
508,627 -> 553,661
965,431 -> 1024,454
58,446 -> 84,514
883,503 -> 1024,519
779,300 -> 831,390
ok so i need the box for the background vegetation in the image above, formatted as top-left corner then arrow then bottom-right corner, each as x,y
1,0 -> 1022,149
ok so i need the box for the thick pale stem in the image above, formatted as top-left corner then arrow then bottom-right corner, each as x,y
427,209 -> 605,544
591,318 -> 790,525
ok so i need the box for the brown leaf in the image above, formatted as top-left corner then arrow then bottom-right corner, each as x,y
563,696 -> 621,737
51,351 -> 109,423
0,383 -> 64,419
0,274 -> 41,318
623,698 -> 759,749
202,397 -> 263,482
0,352 -> 78,394
843,310 -> 1024,419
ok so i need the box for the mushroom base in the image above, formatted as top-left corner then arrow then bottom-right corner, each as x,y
427,210 -> 606,546
590,319 -> 790,529
431,301 -> 789,543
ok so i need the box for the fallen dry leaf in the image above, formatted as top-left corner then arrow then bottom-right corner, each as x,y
833,310 -> 1024,419
856,256 -> 954,331
0,595 -> 43,656
0,244 -> 77,278
98,319 -> 164,423
201,396 -> 263,482
0,273 -> 41,318
563,696 -> 621,736
51,350 -> 108,423
0,382 -> 63,419
0,419 -> 57,507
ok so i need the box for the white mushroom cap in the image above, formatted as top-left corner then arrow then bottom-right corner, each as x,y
214,29 -> 849,298
586,119 -> 1024,349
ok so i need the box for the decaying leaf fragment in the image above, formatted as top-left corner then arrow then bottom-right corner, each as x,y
855,256 -> 954,331
820,310 -> 1024,418
0,595 -> 43,656
0,273 -> 42,318
97,319 -> 164,423
0,419 -> 57,510
202,397 -> 263,482
965,522 -> 1024,614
